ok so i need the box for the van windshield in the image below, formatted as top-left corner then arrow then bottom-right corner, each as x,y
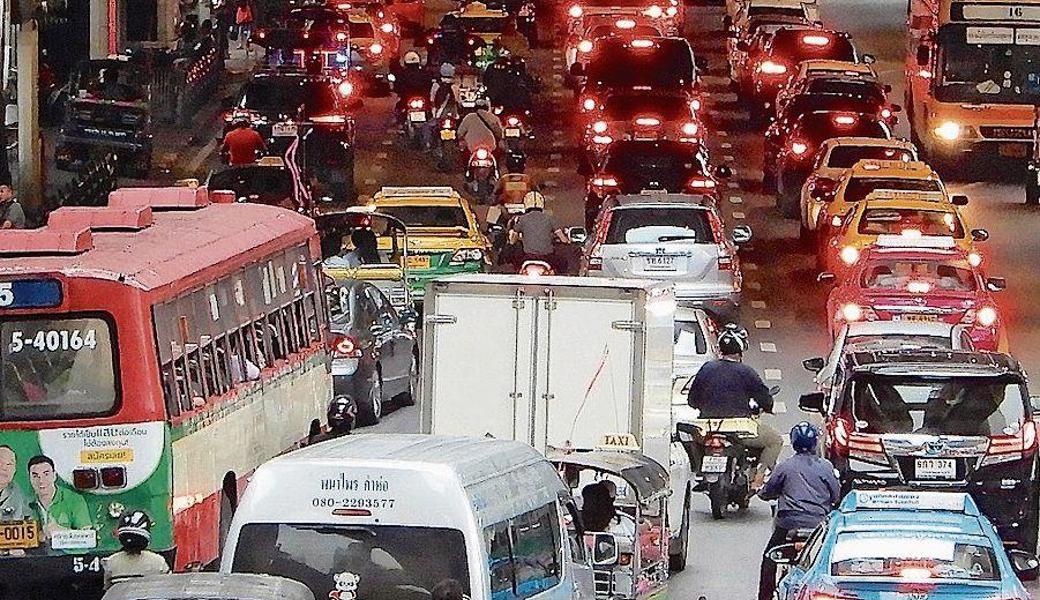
847,374 -> 1027,436
233,524 -> 470,600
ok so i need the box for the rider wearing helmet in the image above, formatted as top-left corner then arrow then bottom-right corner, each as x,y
103,511 -> 170,589
392,51 -> 433,122
309,395 -> 357,444
757,422 -> 840,600
457,95 -> 503,155
508,190 -> 569,272
424,63 -> 462,150
686,324 -> 783,489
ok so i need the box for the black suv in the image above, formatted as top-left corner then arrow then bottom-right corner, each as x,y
800,347 -> 1039,552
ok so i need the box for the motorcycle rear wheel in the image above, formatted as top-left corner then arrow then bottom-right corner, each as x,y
708,481 -> 727,520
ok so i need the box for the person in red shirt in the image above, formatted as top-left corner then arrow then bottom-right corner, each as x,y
221,119 -> 266,165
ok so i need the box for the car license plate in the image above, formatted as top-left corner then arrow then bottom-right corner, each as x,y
273,123 -> 298,137
409,111 -> 427,123
640,188 -> 667,195
999,143 -> 1028,158
916,458 -> 956,479
0,521 -> 39,550
901,314 -> 939,322
406,255 -> 431,269
644,255 -> 676,271
701,455 -> 728,473
440,128 -> 456,140
505,127 -> 521,138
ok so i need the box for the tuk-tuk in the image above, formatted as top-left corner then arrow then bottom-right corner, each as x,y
550,447 -> 670,600
317,208 -> 415,311
102,573 -> 314,600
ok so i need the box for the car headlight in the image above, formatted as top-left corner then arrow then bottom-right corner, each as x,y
839,245 -> 860,265
934,121 -> 961,141
841,303 -> 862,322
977,306 -> 998,327
451,247 -> 484,263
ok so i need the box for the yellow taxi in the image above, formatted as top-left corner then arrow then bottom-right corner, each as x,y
452,1 -> 509,43
369,186 -> 490,302
818,190 -> 988,274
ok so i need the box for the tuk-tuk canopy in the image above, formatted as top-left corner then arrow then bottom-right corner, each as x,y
102,573 -> 315,600
549,449 -> 669,502
315,207 -> 409,258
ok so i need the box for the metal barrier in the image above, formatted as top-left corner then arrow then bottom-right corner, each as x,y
46,153 -> 119,211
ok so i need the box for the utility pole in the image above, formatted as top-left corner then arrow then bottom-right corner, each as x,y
15,20 -> 40,217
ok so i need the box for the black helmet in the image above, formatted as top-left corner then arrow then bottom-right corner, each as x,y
506,150 -> 526,173
117,510 -> 152,552
718,323 -> 750,356
328,395 -> 357,432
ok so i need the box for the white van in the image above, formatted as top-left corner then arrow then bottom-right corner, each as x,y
220,434 -> 595,600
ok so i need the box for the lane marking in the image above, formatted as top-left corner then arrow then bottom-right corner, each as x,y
553,129 -> 564,136
544,180 -> 558,188
747,281 -> 761,290
760,342 -> 777,352
754,320 -> 771,329
751,300 -> 766,309
548,166 -> 561,173
551,153 -> 562,160
764,369 -> 782,381
744,262 -> 758,271
729,196 -> 743,204
718,131 -> 728,137
382,139 -> 394,146
724,155 -> 735,161
733,211 -> 746,219
721,142 -> 733,149
364,178 -> 376,185
727,182 -> 740,189
774,400 -> 787,414
377,152 -> 388,159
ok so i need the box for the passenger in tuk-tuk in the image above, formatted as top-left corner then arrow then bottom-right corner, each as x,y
581,481 -> 635,536
325,229 -> 382,268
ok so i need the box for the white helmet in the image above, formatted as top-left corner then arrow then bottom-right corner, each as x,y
523,190 -> 545,210
403,51 -> 421,66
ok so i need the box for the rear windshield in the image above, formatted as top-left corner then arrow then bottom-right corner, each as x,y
378,205 -> 468,229
233,524 -> 471,600
240,80 -> 339,116
786,95 -> 882,118
586,41 -> 694,89
831,532 -> 999,581
603,95 -> 690,120
1,317 -> 117,421
806,79 -> 883,99
208,167 -> 294,200
796,115 -> 887,144
827,146 -> 915,168
857,208 -> 964,237
605,207 -> 713,244
459,16 -> 507,33
607,142 -> 705,174
747,5 -> 806,18
588,24 -> 660,38
860,258 -> 976,292
771,30 -> 856,62
847,374 -> 1026,436
843,177 -> 942,202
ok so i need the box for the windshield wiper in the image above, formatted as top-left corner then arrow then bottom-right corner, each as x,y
658,235 -> 698,242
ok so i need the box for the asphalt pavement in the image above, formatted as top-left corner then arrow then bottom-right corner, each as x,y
363,0 -> 1040,598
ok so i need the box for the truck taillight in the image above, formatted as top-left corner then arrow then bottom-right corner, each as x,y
718,254 -> 734,270
332,335 -> 362,359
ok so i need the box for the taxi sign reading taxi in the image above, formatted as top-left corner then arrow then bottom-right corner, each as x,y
846,491 -> 974,513
0,279 -> 63,309
597,433 -> 641,452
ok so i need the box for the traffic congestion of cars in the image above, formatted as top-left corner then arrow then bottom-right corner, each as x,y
4,0 -> 1040,598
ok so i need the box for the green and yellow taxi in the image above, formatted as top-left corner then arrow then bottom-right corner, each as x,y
369,186 -> 490,302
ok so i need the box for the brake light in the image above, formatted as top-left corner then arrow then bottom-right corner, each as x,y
336,31 -> 348,42
409,98 -> 425,109
977,305 -> 998,327
312,114 -> 348,123
635,117 -> 661,126
332,335 -> 362,359
569,4 -> 583,17
582,97 -> 598,111
507,116 -> 520,126
592,135 -> 613,145
690,98 -> 702,111
255,29 -> 266,39
982,421 -> 1037,467
829,417 -> 851,457
592,175 -> 618,187
759,60 -> 787,75
380,22 -> 394,33
587,254 -> 603,270
578,39 -> 593,53
833,114 -> 857,125
631,39 -> 654,48
791,141 -> 808,155
881,107 -> 893,119
616,18 -> 636,29
369,43 -> 383,54
848,432 -> 884,461
681,122 -> 699,137
686,177 -> 716,189
644,4 -> 663,17
338,81 -> 354,97
592,120 -> 608,133
801,34 -> 831,46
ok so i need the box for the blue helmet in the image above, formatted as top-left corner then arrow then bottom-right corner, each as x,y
790,421 -> 819,454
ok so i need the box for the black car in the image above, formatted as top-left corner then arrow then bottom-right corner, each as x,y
206,158 -> 304,211
799,347 -> 1040,553
584,139 -> 729,229
573,36 -> 703,97
763,110 -> 890,217
223,71 -> 356,143
327,280 -> 418,426
748,27 -> 861,108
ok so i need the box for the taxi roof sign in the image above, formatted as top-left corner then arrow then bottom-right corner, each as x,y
852,159 -> 932,174
596,433 -> 641,452
874,234 -> 957,249
377,186 -> 457,198
864,190 -> 947,203
840,491 -> 980,516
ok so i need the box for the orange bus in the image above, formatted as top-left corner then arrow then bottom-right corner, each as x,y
906,0 -> 1040,170
0,186 -> 332,595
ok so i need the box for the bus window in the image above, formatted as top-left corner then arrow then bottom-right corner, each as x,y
0,317 -> 118,420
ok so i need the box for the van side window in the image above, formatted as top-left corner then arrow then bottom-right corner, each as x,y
486,521 -> 516,597
484,503 -> 563,600
562,500 -> 586,563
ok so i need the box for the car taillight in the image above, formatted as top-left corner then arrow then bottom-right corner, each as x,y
338,81 -> 354,97
73,468 -> 99,490
100,466 -> 127,489
790,141 -> 808,156
758,60 -> 788,75
686,177 -> 716,190
592,175 -> 618,188
332,335 -> 362,359
312,114 -> 347,124
369,43 -> 383,54
587,254 -> 603,270
681,122 -> 699,137
630,38 -> 654,48
829,417 -> 851,457
578,39 -> 593,53
881,107 -> 893,119
569,3 -> 583,17
592,135 -> 613,145
848,432 -> 885,461
839,303 -> 876,324
982,421 -> 1037,467
615,18 -> 636,29
507,116 -> 520,126
581,97 -> 598,111
801,34 -> 832,46
644,4 -> 663,17
690,98 -> 702,112
255,29 -> 266,39
592,120 -> 608,133
380,22 -> 394,33
475,148 -> 490,160
409,98 -> 425,109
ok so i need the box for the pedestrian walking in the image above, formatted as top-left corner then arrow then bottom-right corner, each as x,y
234,0 -> 254,51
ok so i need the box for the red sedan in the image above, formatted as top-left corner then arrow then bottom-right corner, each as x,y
823,235 -> 1007,351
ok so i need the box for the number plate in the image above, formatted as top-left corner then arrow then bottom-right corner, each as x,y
901,314 -> 939,322
406,255 -> 431,269
409,111 -> 427,123
701,455 -> 728,473
505,127 -> 521,137
440,128 -> 456,140
915,458 -> 956,479
999,143 -> 1027,158
273,122 -> 298,137
644,255 -> 677,271
0,521 -> 39,550
640,188 -> 667,195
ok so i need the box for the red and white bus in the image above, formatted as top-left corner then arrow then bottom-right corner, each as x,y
0,186 -> 331,594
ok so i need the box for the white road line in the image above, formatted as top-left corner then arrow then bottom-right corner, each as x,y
754,320 -> 771,329
377,152 -> 388,159
721,142 -> 733,149
760,342 -> 777,352
553,74 -> 564,80
727,182 -> 740,189
732,211 -> 746,219
550,153 -> 562,160
547,166 -> 561,173
364,178 -> 376,185
764,369 -> 782,381
729,196 -> 742,204
773,400 -> 787,414
744,263 -> 758,271
718,131 -> 728,137
382,139 -> 394,146
544,180 -> 558,188
724,155 -> 735,161
751,300 -> 766,309
553,129 -> 564,136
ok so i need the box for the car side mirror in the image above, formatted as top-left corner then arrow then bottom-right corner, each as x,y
862,53 -> 876,64
951,194 -> 969,206
566,226 -> 588,244
1009,550 -> 1040,581
986,277 -> 1007,292
569,62 -> 585,77
586,532 -> 620,566
817,272 -> 836,284
971,228 -> 990,242
799,391 -> 825,413
736,40 -> 751,52
916,44 -> 930,67
732,225 -> 753,245
715,164 -> 733,179
766,543 -> 799,565
803,357 -> 826,373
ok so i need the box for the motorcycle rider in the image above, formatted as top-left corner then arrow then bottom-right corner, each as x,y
221,117 -> 267,166
433,14 -> 469,66
392,51 -> 433,125
498,18 -> 530,59
424,63 -> 461,150
103,511 -> 170,589
484,56 -> 534,112
757,422 -> 840,600
686,324 -> 783,491
308,395 -> 357,444
508,190 -> 569,272
457,96 -> 503,156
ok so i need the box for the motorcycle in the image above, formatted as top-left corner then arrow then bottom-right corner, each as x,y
682,387 -> 780,520
497,108 -> 533,152
435,115 -> 459,171
465,146 -> 499,204
517,1 -> 537,46
403,97 -> 428,148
